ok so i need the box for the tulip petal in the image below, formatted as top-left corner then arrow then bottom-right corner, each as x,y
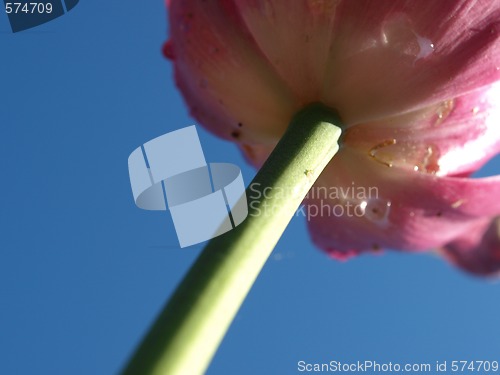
440,217 -> 500,276
232,0 -> 340,103
307,148 -> 500,257
343,83 -> 500,176
321,0 -> 500,124
168,0 -> 297,143
166,0 -> 500,276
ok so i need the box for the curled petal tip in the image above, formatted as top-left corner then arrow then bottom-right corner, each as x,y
163,40 -> 175,60
326,248 -> 361,262
441,217 -> 500,277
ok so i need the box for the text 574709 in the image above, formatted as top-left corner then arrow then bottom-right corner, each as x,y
5,3 -> 53,14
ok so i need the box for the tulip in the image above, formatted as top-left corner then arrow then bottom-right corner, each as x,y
120,2 -> 500,374
165,0 -> 500,276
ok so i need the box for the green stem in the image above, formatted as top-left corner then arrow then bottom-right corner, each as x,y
122,103 -> 342,375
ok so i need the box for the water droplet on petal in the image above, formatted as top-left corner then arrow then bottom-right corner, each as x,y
381,16 -> 435,61
415,36 -> 434,60
369,139 -> 397,167
451,199 -> 465,209
364,198 -> 392,227
415,144 -> 440,174
369,139 -> 440,174
358,200 -> 368,214
434,100 -> 455,126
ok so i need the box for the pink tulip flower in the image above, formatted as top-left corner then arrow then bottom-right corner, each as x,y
165,0 -> 500,276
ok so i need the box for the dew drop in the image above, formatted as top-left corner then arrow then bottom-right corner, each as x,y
369,139 -> 440,174
381,16 -> 435,61
415,36 -> 434,60
358,200 -> 368,215
451,199 -> 465,209
415,144 -> 440,174
434,100 -> 455,126
369,139 -> 397,167
364,199 -> 392,227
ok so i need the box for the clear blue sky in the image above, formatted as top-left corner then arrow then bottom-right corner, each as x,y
1,2 -> 500,374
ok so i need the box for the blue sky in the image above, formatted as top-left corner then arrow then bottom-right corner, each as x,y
1,1 -> 500,374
